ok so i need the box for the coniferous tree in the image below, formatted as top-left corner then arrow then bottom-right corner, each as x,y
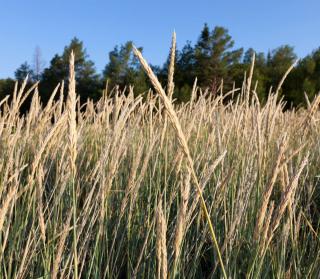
5,24 -> 320,108
230,48 -> 268,102
15,62 -> 35,82
265,45 -> 297,107
285,48 -> 320,107
194,24 -> 243,93
42,37 -> 101,103
0,79 -> 15,101
266,45 -> 297,87
176,42 -> 196,87
103,41 -> 148,94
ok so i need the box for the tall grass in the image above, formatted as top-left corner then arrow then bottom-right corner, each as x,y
0,35 -> 319,278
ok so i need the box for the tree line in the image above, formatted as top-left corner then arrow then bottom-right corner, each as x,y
1,23 -> 320,108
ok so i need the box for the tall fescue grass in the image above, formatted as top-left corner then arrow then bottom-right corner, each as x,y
0,34 -> 319,278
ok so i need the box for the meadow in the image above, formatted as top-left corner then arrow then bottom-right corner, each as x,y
0,35 -> 319,278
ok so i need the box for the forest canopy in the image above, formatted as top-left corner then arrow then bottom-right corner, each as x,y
1,23 -> 319,108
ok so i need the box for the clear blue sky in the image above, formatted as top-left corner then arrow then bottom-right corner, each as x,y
1,0 -> 320,78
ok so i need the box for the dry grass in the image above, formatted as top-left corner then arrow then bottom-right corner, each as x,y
0,35 -> 319,278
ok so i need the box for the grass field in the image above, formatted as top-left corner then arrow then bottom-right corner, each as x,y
0,38 -> 319,279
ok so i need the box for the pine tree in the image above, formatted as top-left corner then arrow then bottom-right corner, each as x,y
42,37 -> 101,103
15,62 -> 34,81
103,41 -> 148,94
194,24 -> 243,92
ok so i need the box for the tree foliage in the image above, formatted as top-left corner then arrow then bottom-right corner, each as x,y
41,37 -> 101,103
103,41 -> 149,94
2,24 -> 320,108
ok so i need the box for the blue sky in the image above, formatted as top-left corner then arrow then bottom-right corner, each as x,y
1,0 -> 320,78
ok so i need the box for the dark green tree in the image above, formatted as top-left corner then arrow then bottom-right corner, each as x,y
266,45 -> 297,88
41,37 -> 101,103
194,24 -> 243,92
176,42 -> 196,85
103,41 -> 148,95
231,48 -> 268,102
171,42 -> 197,102
14,62 -> 35,82
265,45 -> 297,107
0,79 -> 15,101
285,48 -> 320,106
